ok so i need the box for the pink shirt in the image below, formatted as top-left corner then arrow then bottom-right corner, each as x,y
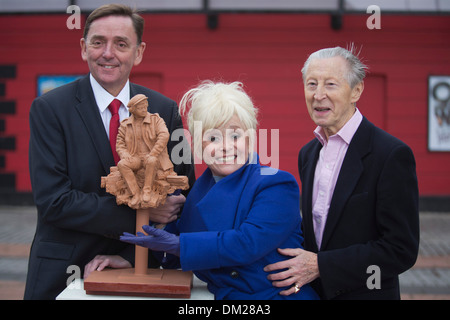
312,108 -> 363,249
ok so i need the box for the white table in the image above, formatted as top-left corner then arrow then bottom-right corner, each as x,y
57,275 -> 214,300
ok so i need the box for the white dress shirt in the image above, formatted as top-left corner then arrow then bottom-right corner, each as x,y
89,73 -> 130,139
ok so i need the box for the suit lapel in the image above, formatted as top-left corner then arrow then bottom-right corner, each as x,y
129,84 -> 139,116
74,75 -> 115,173
130,83 -> 138,97
320,118 -> 372,250
300,141 -> 322,252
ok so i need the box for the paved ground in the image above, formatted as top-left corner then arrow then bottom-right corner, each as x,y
0,206 -> 449,300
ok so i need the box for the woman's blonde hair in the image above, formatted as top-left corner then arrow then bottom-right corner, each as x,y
179,80 -> 258,160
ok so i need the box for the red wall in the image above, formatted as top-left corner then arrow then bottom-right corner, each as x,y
0,13 -> 449,195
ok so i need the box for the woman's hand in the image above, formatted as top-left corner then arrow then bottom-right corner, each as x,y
120,225 -> 180,256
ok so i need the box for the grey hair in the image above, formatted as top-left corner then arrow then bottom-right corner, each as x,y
301,45 -> 368,88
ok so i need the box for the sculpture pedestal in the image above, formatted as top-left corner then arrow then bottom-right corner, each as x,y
84,208 -> 192,298
83,268 -> 193,298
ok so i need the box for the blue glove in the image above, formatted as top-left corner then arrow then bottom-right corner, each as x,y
168,189 -> 182,196
120,225 -> 180,257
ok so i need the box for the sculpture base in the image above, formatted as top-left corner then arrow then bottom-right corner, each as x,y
84,268 -> 193,298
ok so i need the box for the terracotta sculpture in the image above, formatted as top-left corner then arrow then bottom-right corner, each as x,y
85,94 -> 192,297
101,94 -> 189,209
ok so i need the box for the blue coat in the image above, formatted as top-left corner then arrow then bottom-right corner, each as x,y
177,155 -> 319,300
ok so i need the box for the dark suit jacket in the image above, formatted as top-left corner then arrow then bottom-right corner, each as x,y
298,117 -> 419,300
25,74 -> 195,299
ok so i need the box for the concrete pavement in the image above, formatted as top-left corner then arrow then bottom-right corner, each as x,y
0,206 -> 449,300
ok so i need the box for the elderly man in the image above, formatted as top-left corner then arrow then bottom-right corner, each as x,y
265,46 -> 419,300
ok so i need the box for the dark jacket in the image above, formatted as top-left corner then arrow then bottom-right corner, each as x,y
299,117 -> 419,300
25,74 -> 195,299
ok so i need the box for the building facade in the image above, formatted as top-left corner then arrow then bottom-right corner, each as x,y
0,6 -> 449,208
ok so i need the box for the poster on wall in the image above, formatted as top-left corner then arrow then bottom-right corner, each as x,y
37,75 -> 83,96
428,75 -> 450,152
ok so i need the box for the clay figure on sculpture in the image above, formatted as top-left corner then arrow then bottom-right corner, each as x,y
102,94 -> 188,209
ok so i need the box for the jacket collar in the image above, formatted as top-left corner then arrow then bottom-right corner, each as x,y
194,154 -> 259,231
74,75 -> 115,173
126,112 -> 154,125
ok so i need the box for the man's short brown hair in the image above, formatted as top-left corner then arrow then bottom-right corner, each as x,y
83,4 -> 144,44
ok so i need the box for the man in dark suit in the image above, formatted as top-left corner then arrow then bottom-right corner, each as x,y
265,46 -> 419,299
25,4 -> 195,299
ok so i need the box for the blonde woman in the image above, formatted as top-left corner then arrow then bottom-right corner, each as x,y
121,81 -> 319,300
